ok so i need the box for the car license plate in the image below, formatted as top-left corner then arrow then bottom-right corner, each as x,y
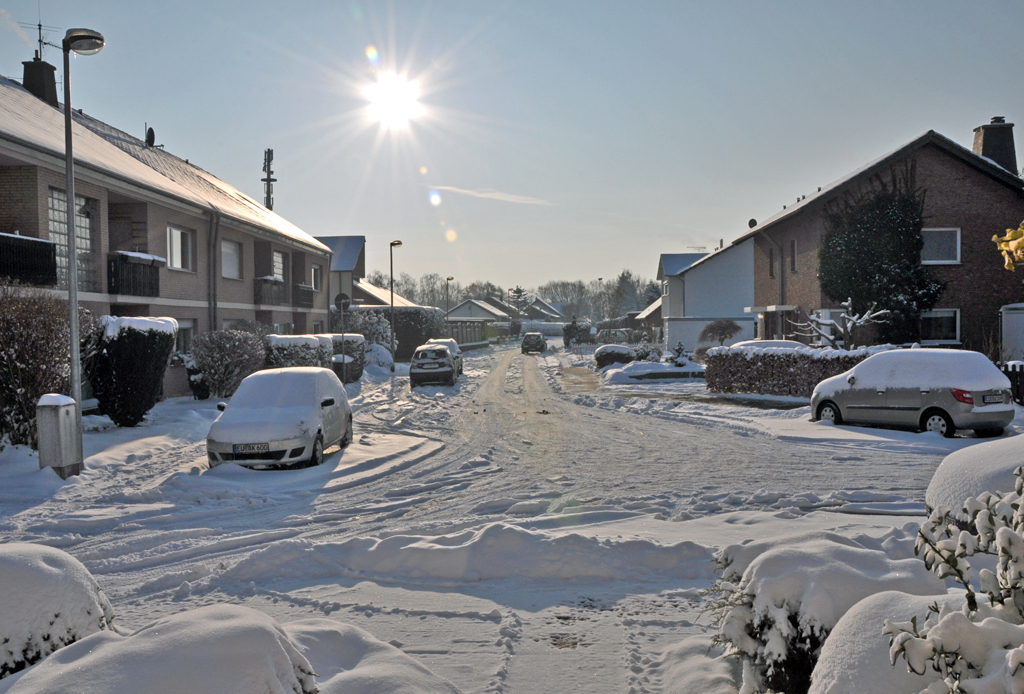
234,443 -> 269,454
422,363 -> 438,369
983,395 -> 1003,404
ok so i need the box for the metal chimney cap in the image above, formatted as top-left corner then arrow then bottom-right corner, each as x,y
992,116 -> 1006,124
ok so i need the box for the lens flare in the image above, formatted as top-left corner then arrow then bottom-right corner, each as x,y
365,45 -> 380,65
362,72 -> 423,130
445,229 -> 457,243
420,166 -> 428,175
428,190 -> 442,206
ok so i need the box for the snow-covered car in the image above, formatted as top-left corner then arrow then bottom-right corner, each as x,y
425,337 -> 463,374
409,344 -> 458,387
731,339 -> 808,349
521,332 -> 546,354
811,349 -> 1013,437
596,329 -> 629,344
206,367 -> 352,468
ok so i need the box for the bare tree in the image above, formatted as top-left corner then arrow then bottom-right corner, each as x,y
789,298 -> 889,349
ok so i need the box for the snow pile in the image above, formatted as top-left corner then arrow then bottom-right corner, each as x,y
599,360 -> 704,385
594,344 -> 635,368
365,343 -> 394,369
926,435 -> 1024,519
0,543 -> 115,679
35,393 -> 75,407
267,335 -> 321,349
224,522 -> 715,583
0,605 -> 317,694
100,315 -> 178,340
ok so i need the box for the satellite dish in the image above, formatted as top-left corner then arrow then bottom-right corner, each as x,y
146,127 -> 155,147
748,219 -> 757,229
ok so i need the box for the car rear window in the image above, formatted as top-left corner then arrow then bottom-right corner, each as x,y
415,349 -> 447,360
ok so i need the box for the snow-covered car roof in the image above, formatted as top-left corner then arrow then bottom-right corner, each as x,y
230,367 -> 337,409
851,349 -> 1009,391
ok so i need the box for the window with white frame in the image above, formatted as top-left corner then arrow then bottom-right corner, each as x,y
176,319 -> 195,353
311,264 -> 323,292
272,250 -> 288,283
167,225 -> 194,271
221,239 -> 242,279
920,309 -> 959,343
272,322 -> 291,335
921,228 -> 960,264
48,188 -> 99,291
312,320 -> 324,333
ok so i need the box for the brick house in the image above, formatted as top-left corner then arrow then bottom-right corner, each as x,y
0,60 -> 331,396
736,118 -> 1024,351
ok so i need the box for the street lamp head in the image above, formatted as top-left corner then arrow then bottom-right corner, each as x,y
447,276 -> 454,281
390,240 -> 403,248
64,28 -> 105,55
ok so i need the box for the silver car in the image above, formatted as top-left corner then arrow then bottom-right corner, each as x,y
811,349 -> 1013,438
207,367 -> 353,468
426,338 -> 463,374
409,344 -> 458,387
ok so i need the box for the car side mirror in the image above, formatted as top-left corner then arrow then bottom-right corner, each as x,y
217,402 -> 227,412
846,375 -> 856,385
321,397 -> 335,408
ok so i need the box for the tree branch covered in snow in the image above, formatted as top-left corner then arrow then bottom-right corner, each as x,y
788,298 -> 889,349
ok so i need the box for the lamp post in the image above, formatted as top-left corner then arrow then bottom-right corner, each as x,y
389,240 -> 402,372
62,27 -> 105,475
446,276 -> 454,338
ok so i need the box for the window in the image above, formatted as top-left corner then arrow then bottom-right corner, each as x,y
272,322 -> 291,335
176,319 -> 195,353
167,225 -> 194,271
311,264 -> 323,292
312,320 -> 324,333
273,251 -> 287,282
221,240 -> 242,279
768,247 -> 775,278
921,228 -> 960,264
789,239 -> 797,273
48,188 -> 99,291
920,309 -> 959,343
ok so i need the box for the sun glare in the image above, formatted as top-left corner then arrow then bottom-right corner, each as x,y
362,73 -> 424,130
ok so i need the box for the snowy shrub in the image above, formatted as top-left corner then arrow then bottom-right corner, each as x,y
594,344 -> 635,368
704,344 -> 895,398
365,342 -> 394,369
0,283 -> 95,449
887,466 -> 1024,693
596,315 -> 629,331
324,333 -> 365,383
691,346 -> 709,364
0,543 -> 115,679
191,330 -> 266,398
563,320 -> 594,345
265,335 -> 321,368
179,352 -> 210,401
708,530 -> 944,694
312,334 -> 334,368
86,316 -> 177,427
344,307 -> 444,360
339,308 -> 392,349
632,343 -> 660,362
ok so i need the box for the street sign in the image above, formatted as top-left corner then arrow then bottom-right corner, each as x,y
334,293 -> 351,312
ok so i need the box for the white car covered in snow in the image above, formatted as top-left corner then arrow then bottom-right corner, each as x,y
425,337 -> 463,374
206,367 -> 352,468
811,348 -> 1013,437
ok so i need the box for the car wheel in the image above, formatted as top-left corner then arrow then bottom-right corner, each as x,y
341,415 -> 353,447
522,348 -> 527,353
410,379 -> 418,388
974,427 -> 1004,438
921,409 -> 955,438
309,434 -> 324,466
448,371 -> 457,386
817,401 -> 842,425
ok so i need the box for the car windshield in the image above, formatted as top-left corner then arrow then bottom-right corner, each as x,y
415,349 -> 447,360
229,373 -> 315,409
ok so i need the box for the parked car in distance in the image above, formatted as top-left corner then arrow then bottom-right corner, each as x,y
811,349 -> 1013,438
207,367 -> 352,469
522,332 -> 546,353
410,344 -> 458,387
426,337 -> 463,374
596,329 -> 630,344
731,339 -> 808,349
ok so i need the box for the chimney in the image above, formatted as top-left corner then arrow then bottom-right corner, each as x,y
973,116 -> 1017,174
22,52 -> 59,108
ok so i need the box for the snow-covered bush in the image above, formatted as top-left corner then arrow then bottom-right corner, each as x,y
563,319 -> 594,345
312,334 -> 333,368
340,308 -> 392,349
86,316 -> 177,427
594,344 -> 635,368
632,343 -> 660,362
342,306 -> 444,360
190,330 -> 265,398
0,543 -> 115,679
323,333 -> 365,383
265,335 -> 320,369
709,529 -> 944,694
704,344 -> 895,398
925,436 -> 1024,522
887,466 -> 1024,692
178,352 -> 210,400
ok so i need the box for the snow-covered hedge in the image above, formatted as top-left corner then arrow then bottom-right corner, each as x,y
191,330 -> 266,398
521,321 -> 563,337
178,352 -> 210,400
86,316 -> 177,427
319,333 -> 365,383
312,335 -> 333,368
562,320 -> 594,345
594,344 -> 635,368
265,335 -> 321,369
336,309 -> 391,348
343,307 -> 445,360
704,344 -> 895,398
0,543 -> 115,679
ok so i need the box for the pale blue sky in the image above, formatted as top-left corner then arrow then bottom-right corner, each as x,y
3,1 -> 1023,288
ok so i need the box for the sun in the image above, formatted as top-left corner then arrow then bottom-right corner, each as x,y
362,73 -> 424,130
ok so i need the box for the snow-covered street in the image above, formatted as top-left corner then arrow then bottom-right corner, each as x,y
0,343 -> 1012,693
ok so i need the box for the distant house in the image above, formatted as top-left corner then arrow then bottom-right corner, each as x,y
314,235 -> 418,310
524,297 -> 564,322
657,243 -> 755,349
481,295 -> 523,320
447,299 -> 510,321
736,118 -> 1024,349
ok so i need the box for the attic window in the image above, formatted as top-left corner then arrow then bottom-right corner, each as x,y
921,228 -> 960,264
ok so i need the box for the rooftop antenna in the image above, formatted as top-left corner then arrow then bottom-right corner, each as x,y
262,148 -> 276,210
18,18 -> 61,61
687,245 -> 707,252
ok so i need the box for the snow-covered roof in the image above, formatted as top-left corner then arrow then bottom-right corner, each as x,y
315,236 -> 365,272
0,75 -> 329,254
733,129 -> 1024,246
353,278 -> 418,307
657,253 -> 707,279
530,297 -> 564,319
635,296 -> 662,321
481,296 -> 521,317
449,299 -> 510,320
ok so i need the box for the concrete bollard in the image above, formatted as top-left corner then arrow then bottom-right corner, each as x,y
36,394 -> 83,479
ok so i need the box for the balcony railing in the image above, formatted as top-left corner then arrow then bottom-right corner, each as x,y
292,284 -> 314,309
255,277 -> 287,306
0,232 -> 57,286
107,253 -> 160,297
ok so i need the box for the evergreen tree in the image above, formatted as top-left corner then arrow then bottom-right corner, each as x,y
507,285 -> 530,314
818,162 -> 944,344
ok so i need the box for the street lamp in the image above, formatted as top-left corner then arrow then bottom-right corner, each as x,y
446,276 -> 454,337
389,240 -> 402,372
62,27 -> 105,477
